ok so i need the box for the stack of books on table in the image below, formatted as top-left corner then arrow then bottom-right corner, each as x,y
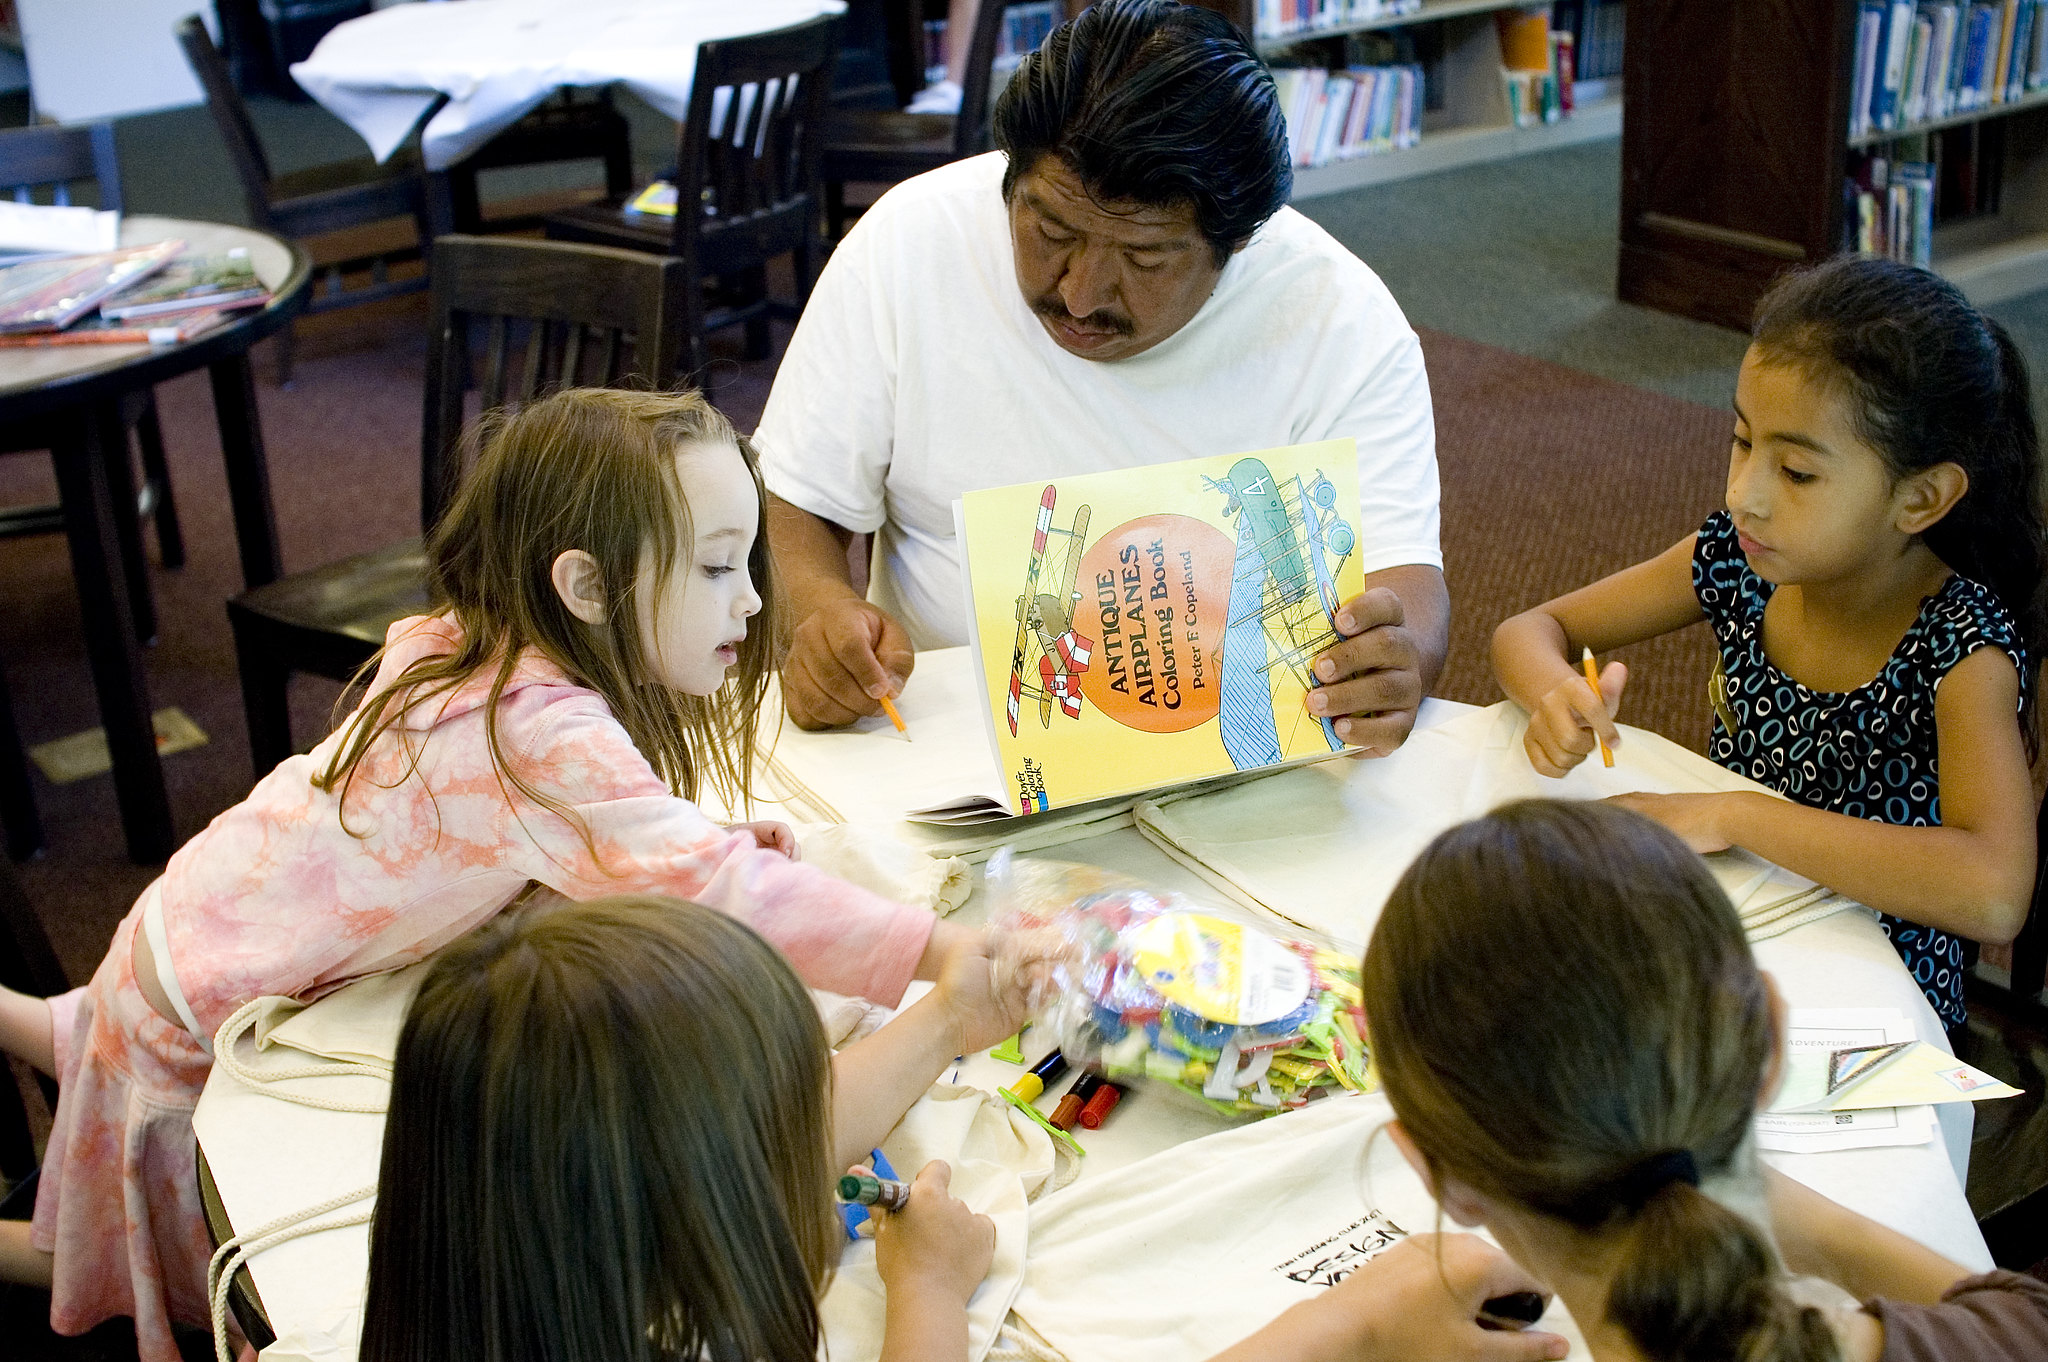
0,241 -> 269,348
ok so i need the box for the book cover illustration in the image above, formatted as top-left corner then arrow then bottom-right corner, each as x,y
100,249 -> 266,320
959,439 -> 1364,815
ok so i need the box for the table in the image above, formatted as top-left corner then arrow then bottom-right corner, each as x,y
191,700 -> 1995,1359
289,0 -> 848,172
0,217 -> 311,862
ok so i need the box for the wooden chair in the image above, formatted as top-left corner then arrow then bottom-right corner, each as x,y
542,15 -> 840,392
0,122 -> 185,602
177,14 -> 434,384
225,235 -> 689,777
820,0 -> 1010,238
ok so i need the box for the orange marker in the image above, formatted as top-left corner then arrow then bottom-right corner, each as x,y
878,693 -> 909,740
1581,648 -> 1613,768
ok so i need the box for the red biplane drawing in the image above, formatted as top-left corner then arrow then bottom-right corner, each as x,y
1004,485 -> 1094,735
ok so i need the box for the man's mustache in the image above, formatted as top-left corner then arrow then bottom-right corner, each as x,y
1031,295 -> 1136,336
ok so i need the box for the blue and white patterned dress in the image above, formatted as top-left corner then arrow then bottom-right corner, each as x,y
1692,511 -> 2027,1028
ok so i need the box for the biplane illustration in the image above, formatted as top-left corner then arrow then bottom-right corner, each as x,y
1003,485 -> 1096,736
1205,457 -> 1358,768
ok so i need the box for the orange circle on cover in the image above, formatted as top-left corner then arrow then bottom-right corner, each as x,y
1074,514 -> 1231,733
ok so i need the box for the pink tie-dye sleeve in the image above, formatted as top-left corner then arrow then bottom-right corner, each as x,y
505,689 -> 936,1005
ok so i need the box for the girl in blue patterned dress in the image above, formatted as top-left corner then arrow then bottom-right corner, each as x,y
1493,256 -> 2043,1031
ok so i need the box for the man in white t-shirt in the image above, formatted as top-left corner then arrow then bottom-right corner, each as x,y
756,0 -> 1447,756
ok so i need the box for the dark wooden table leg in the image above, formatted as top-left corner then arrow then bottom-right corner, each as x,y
208,353 -> 283,589
104,419 -> 158,646
51,405 -> 173,864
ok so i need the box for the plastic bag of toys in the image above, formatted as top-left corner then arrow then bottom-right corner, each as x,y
986,852 -> 1373,1117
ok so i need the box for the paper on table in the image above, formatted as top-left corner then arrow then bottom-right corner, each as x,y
1774,1038 -> 2021,1113
0,201 -> 119,255
1758,1009 -> 1936,1153
1131,702 -> 1863,949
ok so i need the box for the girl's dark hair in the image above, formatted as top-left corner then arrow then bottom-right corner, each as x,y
992,0 -> 1291,265
1363,801 -> 1838,1362
360,894 -> 838,1362
1752,255 -> 2046,723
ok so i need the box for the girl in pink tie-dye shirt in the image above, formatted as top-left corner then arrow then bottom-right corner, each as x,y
0,389 -> 1012,1360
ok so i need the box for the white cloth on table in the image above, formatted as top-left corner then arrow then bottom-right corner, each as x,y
824,1082 -> 1071,1362
290,0 -> 847,169
1004,1092 -> 1551,1361
753,152 -> 1442,651
1134,700 -> 1859,951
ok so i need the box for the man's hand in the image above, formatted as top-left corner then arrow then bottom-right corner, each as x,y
1310,587 -> 1426,757
785,597 -> 917,730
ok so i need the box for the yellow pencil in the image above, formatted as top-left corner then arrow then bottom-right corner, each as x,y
878,693 -> 910,741
1581,648 -> 1613,768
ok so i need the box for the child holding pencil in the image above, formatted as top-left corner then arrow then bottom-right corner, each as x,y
1492,256 -> 2043,1031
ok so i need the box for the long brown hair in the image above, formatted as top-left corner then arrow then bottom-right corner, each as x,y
314,387 -> 782,834
1362,800 -> 1837,1362
360,893 -> 839,1362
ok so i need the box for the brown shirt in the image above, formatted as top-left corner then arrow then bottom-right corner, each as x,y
1868,1270 -> 2048,1360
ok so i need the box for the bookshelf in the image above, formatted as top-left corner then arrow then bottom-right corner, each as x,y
1189,0 -> 1625,200
1619,0 -> 2048,330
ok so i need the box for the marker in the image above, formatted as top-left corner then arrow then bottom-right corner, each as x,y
1050,1072 -> 1105,1131
1008,1049 -> 1069,1103
837,1173 -> 912,1212
1078,1080 -> 1126,1129
878,694 -> 909,741
1581,648 -> 1614,768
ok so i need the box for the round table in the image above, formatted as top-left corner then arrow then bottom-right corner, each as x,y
0,217 -> 311,862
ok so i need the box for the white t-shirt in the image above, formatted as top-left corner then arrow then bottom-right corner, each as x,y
755,153 -> 1441,649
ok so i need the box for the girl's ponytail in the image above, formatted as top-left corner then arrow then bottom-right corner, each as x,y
1607,1174 -> 1838,1362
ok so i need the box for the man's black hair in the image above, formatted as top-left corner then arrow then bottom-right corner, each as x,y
991,0 -> 1292,266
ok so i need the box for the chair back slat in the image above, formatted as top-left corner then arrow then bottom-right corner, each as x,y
560,323 -> 586,386
420,236 -> 689,531
669,15 -> 838,262
175,15 -> 280,228
480,315 -> 510,412
955,0 -> 1015,158
0,123 -> 123,215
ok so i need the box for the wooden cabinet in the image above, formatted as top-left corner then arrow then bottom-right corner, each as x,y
1620,0 -> 2048,330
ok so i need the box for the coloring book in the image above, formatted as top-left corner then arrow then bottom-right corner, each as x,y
955,439 -> 1366,816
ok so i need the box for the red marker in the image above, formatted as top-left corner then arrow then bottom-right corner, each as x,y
1050,1073 -> 1105,1131
1078,1081 -> 1127,1129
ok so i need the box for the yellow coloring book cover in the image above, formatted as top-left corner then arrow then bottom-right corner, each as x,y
957,439 -> 1365,815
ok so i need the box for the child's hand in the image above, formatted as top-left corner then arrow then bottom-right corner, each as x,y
1524,660 -> 1626,777
1280,1235 -> 1567,1362
1605,791 -> 1733,854
728,820 -> 798,858
870,1160 -> 995,1306
924,923 -> 1045,1053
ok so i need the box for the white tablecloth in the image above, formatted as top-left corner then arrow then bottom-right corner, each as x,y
290,0 -> 846,170
191,699 -> 1994,1360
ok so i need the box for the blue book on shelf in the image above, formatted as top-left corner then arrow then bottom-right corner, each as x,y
1875,0 -> 1917,128
2013,0 -> 2036,98
1962,3 -> 1997,106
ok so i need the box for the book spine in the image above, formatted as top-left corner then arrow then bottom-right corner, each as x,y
2011,0 -> 2036,95
1854,5 -> 1884,136
1877,0 -> 1916,127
